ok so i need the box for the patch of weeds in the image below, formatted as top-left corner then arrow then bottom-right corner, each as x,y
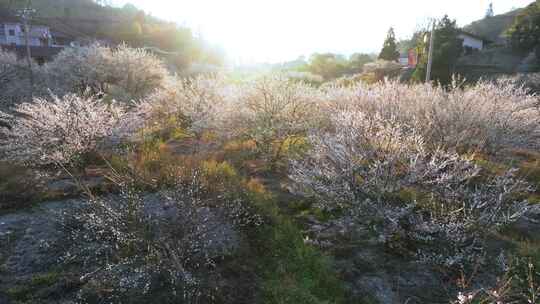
6,285 -> 31,301
0,162 -> 43,211
258,221 -> 345,304
30,272 -> 61,287
200,159 -> 242,193
359,294 -> 381,304
244,192 -> 346,304
519,159 -> 540,187
472,155 -> 509,175
517,240 -> 540,266
5,271 -> 62,302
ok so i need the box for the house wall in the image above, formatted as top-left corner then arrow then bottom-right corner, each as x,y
408,49 -> 418,67
4,23 -> 19,45
459,34 -> 483,50
0,24 -> 5,45
399,57 -> 408,66
0,23 -> 51,47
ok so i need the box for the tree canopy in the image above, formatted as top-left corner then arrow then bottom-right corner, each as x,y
378,27 -> 400,61
507,0 -> 540,57
412,15 -> 463,85
301,53 -> 375,80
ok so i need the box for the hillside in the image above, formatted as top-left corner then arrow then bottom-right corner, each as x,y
0,0 -> 224,69
463,8 -> 524,44
0,0 -> 121,20
456,4 -> 540,78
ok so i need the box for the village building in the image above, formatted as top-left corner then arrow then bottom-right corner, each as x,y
0,12 -> 74,64
458,30 -> 492,54
399,49 -> 419,68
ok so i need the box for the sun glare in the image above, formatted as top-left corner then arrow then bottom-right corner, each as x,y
113,0 -> 532,63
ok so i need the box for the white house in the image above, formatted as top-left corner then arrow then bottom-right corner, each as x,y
0,23 -> 54,47
0,12 -> 76,63
0,12 -> 54,48
458,31 -> 490,51
0,11 -> 78,48
399,53 -> 409,66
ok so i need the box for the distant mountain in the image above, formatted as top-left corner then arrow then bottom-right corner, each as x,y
463,7 -> 524,44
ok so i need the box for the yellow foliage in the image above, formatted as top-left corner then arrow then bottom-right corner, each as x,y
224,139 -> 258,153
246,178 -> 267,195
200,160 -> 240,192
274,136 -> 309,156
358,72 -> 379,84
201,131 -> 218,142
170,127 -> 190,140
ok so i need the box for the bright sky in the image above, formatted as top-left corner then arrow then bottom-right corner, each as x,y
112,0 -> 533,64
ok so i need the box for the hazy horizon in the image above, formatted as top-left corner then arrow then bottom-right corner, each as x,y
113,0 -> 532,64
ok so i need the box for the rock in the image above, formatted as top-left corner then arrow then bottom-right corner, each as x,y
509,209 -> 540,242
141,192 -> 241,255
0,292 -> 10,304
0,193 -> 242,303
340,253 -> 450,304
354,275 -> 398,304
46,176 -> 106,197
0,201 -> 72,275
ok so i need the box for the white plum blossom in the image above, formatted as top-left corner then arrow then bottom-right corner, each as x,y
43,44 -> 169,103
322,79 -> 540,153
0,94 -> 123,166
290,110 -> 537,268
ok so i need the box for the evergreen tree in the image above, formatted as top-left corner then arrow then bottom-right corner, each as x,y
378,27 -> 400,61
507,0 -> 540,58
412,15 -> 463,85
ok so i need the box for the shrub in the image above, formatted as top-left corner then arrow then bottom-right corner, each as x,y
283,71 -> 324,86
230,76 -> 325,164
146,75 -> 231,136
323,80 -> 540,154
61,179 -> 260,302
0,49 -> 38,108
454,256 -> 540,304
200,160 -> 240,192
43,44 -> 169,102
503,72 -> 540,95
323,73 -> 366,88
0,94 -> 123,166
290,110 -> 536,268
361,59 -> 402,82
146,76 -> 323,166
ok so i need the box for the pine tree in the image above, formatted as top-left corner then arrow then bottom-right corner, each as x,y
378,27 -> 400,61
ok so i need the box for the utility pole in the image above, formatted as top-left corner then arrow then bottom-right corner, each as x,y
16,0 -> 35,95
425,20 -> 435,83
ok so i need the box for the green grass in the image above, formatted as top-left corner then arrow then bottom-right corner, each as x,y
258,219 -> 344,304
243,190 -> 347,304
5,271 -> 62,302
